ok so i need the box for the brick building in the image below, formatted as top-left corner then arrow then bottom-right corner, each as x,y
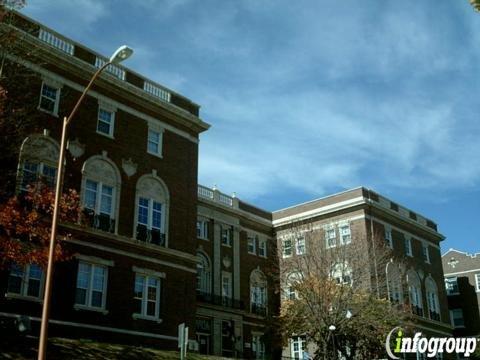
0,10 -> 209,350
442,249 -> 480,337
273,187 -> 452,359
195,185 -> 278,358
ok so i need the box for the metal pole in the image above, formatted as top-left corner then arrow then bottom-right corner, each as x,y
37,62 -> 111,360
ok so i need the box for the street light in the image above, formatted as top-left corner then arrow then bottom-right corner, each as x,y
385,258 -> 394,303
37,45 -> 133,360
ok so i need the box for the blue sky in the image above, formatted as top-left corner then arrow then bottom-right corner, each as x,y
22,0 -> 480,254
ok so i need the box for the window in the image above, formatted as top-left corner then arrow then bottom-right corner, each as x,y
325,228 -> 336,248
250,270 -> 267,316
384,227 -> 393,248
408,270 -> 423,317
252,335 -> 265,359
75,261 -> 107,310
339,225 -> 351,245
404,237 -> 412,257
96,108 -> 115,137
136,197 -> 165,246
331,262 -> 352,285
134,173 -> 169,246
285,272 -> 302,301
197,219 -> 209,240
258,239 -> 267,257
296,237 -> 306,255
6,264 -> 43,299
221,272 -> 232,306
426,277 -> 440,321
475,273 -> 480,292
445,277 -> 459,295
20,161 -> 57,191
282,239 -> 292,258
196,252 -> 211,295
82,155 -> 121,234
450,309 -> 465,328
290,336 -> 306,359
38,81 -> 60,115
221,225 -> 233,246
248,234 -> 257,254
134,273 -> 161,319
422,244 -> 430,263
84,179 -> 116,233
147,129 -> 162,156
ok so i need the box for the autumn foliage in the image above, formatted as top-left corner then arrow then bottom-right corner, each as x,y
0,185 -> 80,269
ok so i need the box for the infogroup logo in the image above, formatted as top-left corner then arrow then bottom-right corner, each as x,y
385,327 -> 478,359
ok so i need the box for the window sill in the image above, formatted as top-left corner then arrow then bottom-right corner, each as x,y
5,293 -> 43,303
96,130 -> 115,139
282,254 -> 292,259
37,106 -> 59,118
248,251 -> 257,256
221,243 -> 232,248
74,304 -> 108,314
147,150 -> 163,159
132,314 -> 163,323
447,292 -> 460,296
198,237 -> 209,241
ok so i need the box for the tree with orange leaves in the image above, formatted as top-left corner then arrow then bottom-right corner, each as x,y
0,185 -> 80,269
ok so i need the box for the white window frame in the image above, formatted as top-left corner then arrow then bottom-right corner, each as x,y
258,239 -> 267,258
282,239 -> 293,258
137,196 -> 164,232
296,237 -> 306,255
38,80 -> 61,116
445,277 -> 459,296
290,336 -> 306,359
20,161 -> 57,191
475,273 -> 480,292
422,243 -> 430,263
96,107 -> 115,138
133,269 -> 164,322
339,225 -> 351,245
252,334 -> 265,359
197,219 -> 209,240
404,237 -> 413,257
248,234 -> 257,254
384,227 -> 393,248
147,128 -> 164,158
221,272 -> 232,302
325,228 -> 336,249
6,264 -> 44,301
84,179 -> 116,218
221,225 -> 233,247
74,261 -> 108,313
450,309 -> 465,328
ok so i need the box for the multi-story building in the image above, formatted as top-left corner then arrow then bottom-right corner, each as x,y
195,185 -> 278,358
272,187 -> 452,359
442,249 -> 480,337
0,10 -> 209,350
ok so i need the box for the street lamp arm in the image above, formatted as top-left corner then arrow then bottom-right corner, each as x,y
65,62 -> 112,126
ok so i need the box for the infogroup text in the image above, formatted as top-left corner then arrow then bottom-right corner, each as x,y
385,327 -> 479,359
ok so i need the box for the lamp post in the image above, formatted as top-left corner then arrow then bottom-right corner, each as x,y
37,45 -> 133,360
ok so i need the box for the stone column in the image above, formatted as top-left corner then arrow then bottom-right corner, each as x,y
233,227 -> 241,300
213,222 -> 221,296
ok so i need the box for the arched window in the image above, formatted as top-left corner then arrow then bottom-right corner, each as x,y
250,269 -> 267,316
284,271 -> 303,300
81,154 -> 121,234
407,270 -> 423,317
196,252 -> 211,297
387,263 -> 403,304
330,262 -> 352,285
425,276 -> 440,321
134,172 -> 169,247
18,133 -> 59,191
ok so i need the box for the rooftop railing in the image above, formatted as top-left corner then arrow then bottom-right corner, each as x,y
197,185 -> 237,208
